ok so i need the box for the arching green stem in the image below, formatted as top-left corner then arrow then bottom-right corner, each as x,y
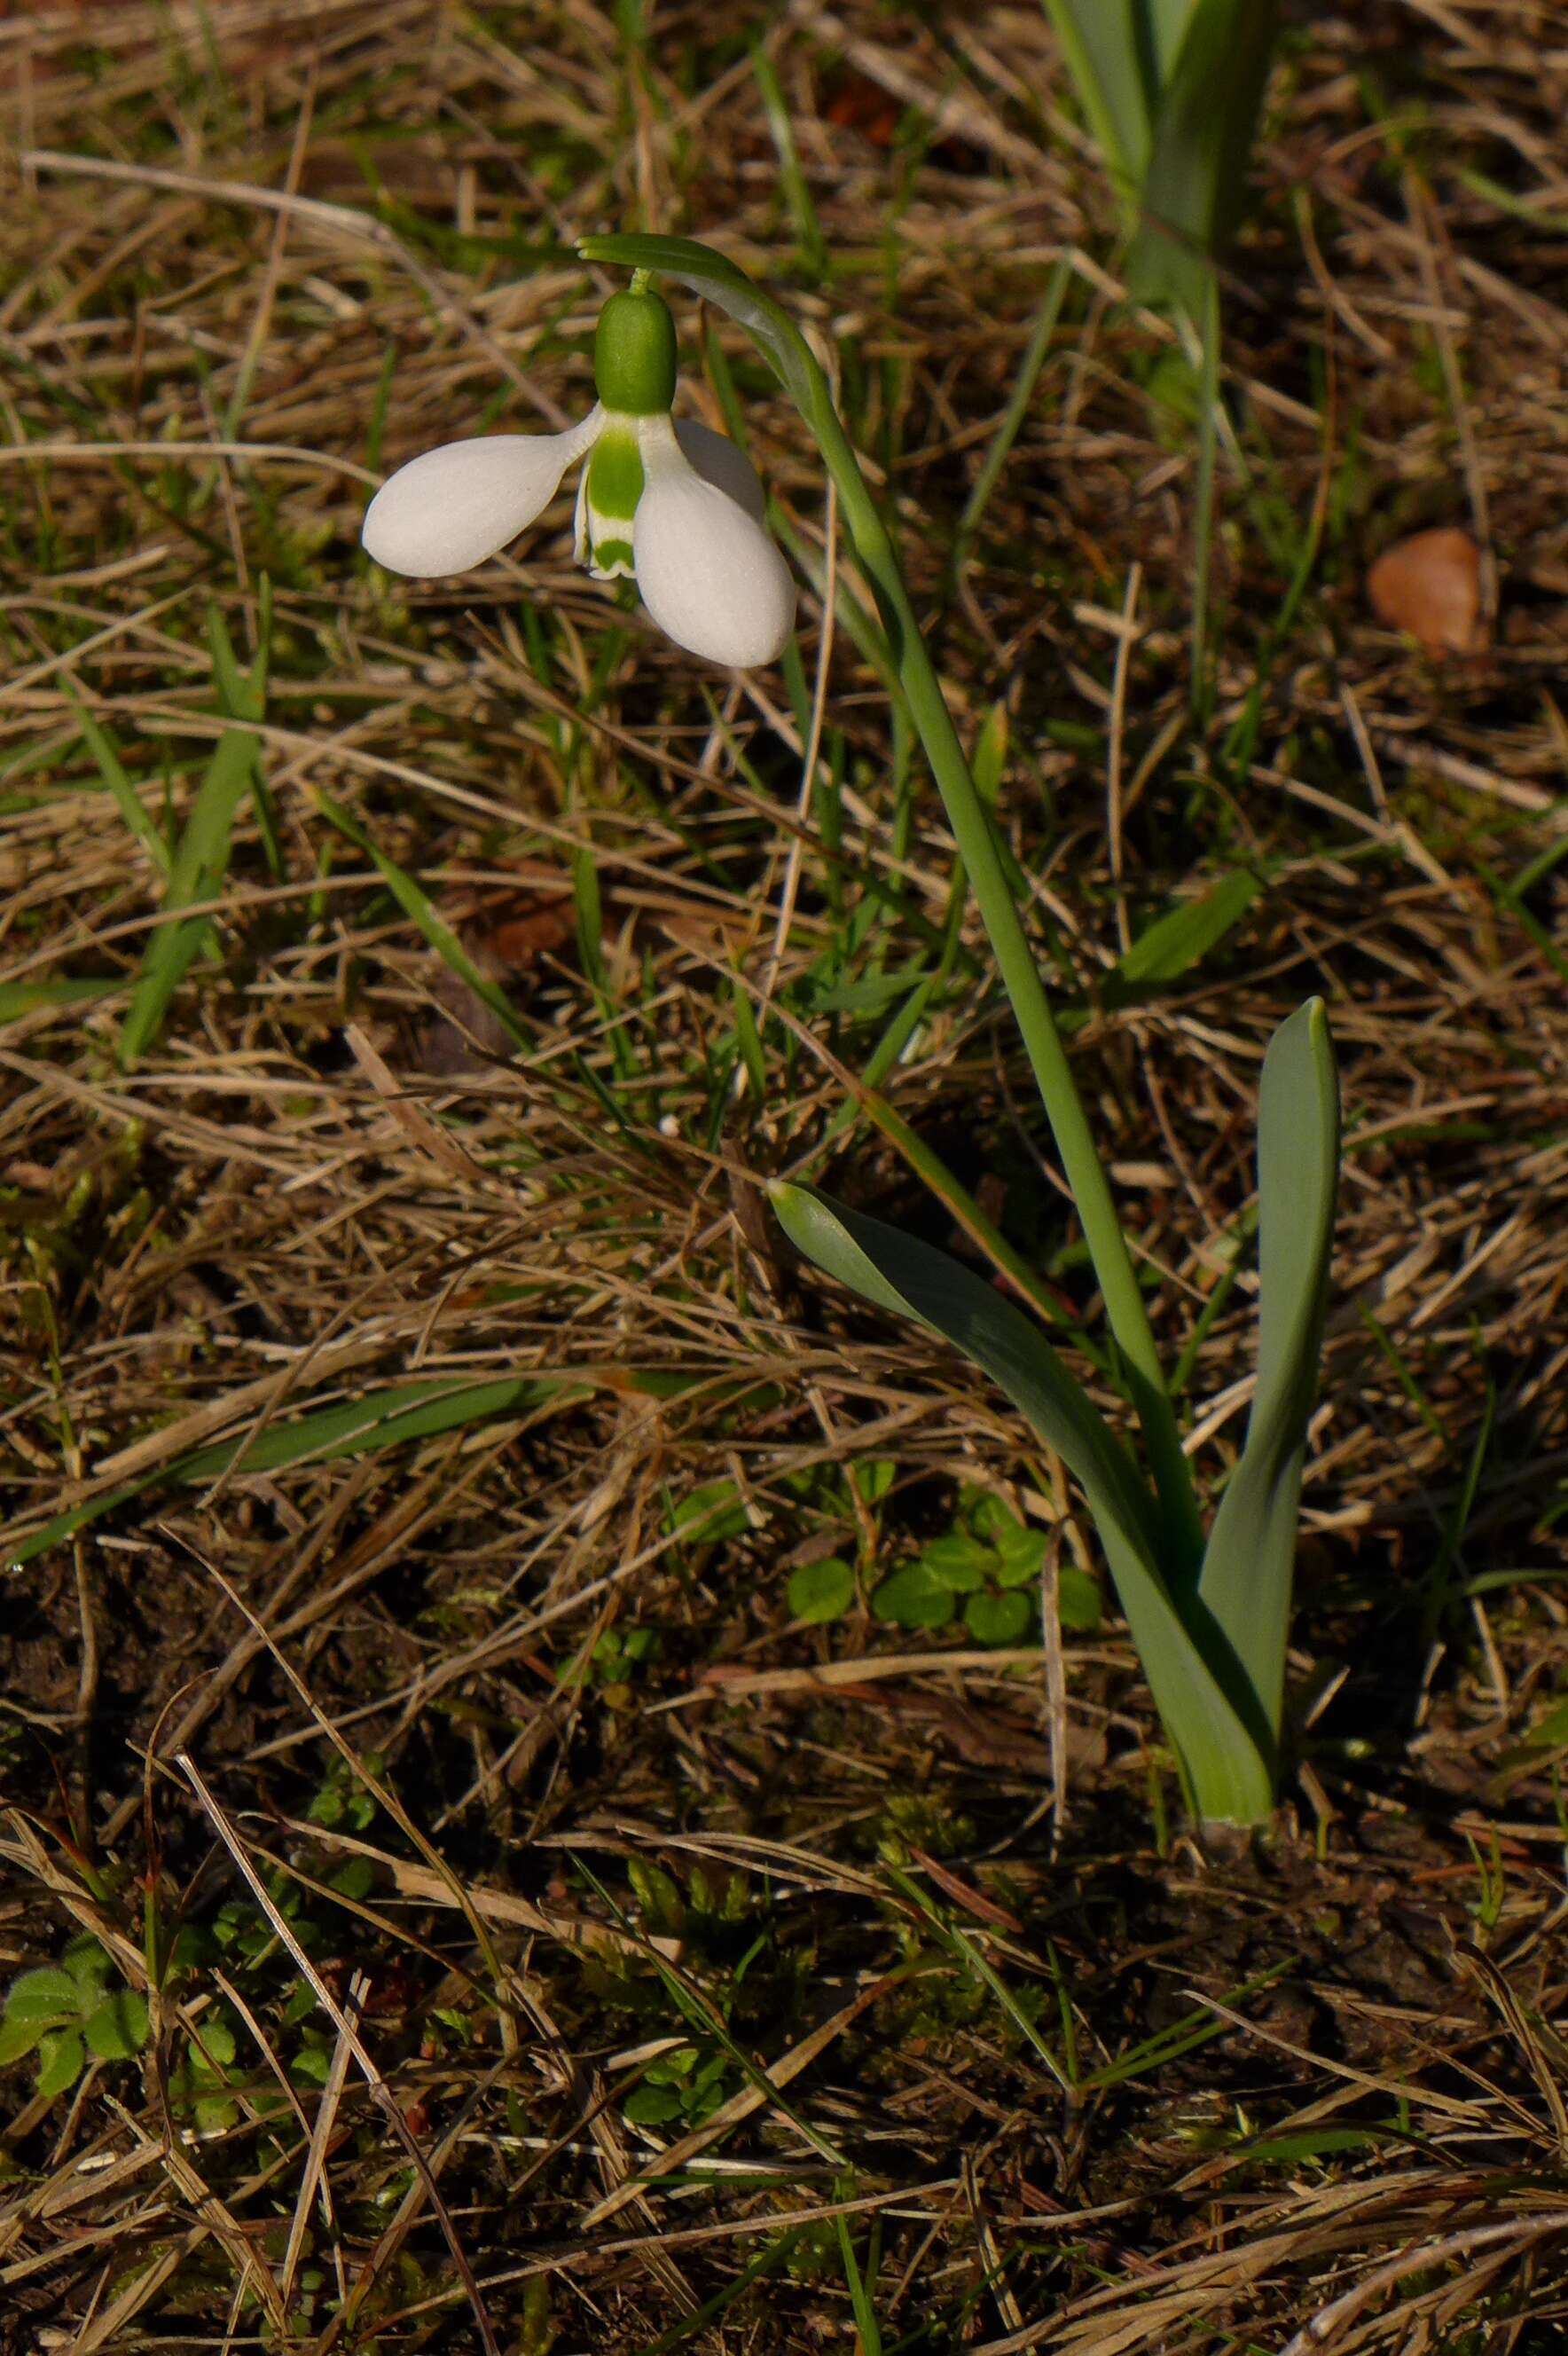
579,234 -> 1202,1568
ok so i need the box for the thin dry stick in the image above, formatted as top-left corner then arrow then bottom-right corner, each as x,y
176,1754 -> 504,2356
279,1969 -> 362,2308
0,438 -> 377,483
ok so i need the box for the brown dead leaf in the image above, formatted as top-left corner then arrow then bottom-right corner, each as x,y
1367,525 -> 1489,656
481,899 -> 576,969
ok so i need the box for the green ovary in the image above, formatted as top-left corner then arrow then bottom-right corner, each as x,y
592,290 -> 678,414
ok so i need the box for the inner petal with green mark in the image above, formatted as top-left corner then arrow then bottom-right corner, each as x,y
577,420 -> 646,581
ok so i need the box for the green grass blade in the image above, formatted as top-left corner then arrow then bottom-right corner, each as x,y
1107,866 -> 1259,998
65,689 -> 170,877
1,978 -> 120,1025
1196,998 -> 1339,1748
770,1181 -> 1275,1820
945,258 -> 1070,599
750,44 -> 828,278
207,585 -> 284,878
118,724 -> 258,1071
311,790 -> 531,1054
2,1374 -> 572,1567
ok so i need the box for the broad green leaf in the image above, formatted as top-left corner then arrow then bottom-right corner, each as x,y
1127,0 -> 1281,315
967,1492 -> 1014,1540
670,1478 -> 749,1545
290,2041 -> 333,2087
3,1968 -> 80,2024
1197,999 -> 1339,1745
788,1556 -> 856,1624
965,1590 -> 1033,1645
35,2027 -> 85,2099
623,2085 -> 685,2125
64,1936 -> 112,1989
193,2017 -> 239,2069
772,1182 -> 1276,1820
1109,868 -> 1259,995
82,1990 -> 150,2062
851,1459 -> 896,1506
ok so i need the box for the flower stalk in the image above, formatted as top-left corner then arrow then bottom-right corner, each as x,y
578,232 -> 1203,1572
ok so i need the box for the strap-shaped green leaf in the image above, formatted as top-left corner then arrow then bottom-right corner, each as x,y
771,1181 -> 1276,1820
1126,0 -> 1281,314
1040,1 -> 1160,195
1196,998 -> 1339,1743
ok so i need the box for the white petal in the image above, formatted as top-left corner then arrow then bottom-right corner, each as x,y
363,412 -> 600,576
632,421 -> 796,668
673,418 -> 766,521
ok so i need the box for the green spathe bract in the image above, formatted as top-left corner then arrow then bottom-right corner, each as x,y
577,233 -> 1342,1826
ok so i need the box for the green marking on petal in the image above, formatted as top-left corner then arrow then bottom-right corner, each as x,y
585,428 -> 645,526
590,537 -> 635,577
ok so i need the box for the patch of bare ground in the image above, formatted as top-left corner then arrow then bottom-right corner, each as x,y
2,0 -> 1567,2347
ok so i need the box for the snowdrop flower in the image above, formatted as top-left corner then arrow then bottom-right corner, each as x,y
362,287 -> 796,669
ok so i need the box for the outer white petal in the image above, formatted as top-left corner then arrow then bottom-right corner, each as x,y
363,410 -> 601,576
631,418 -> 796,668
672,418 -> 766,521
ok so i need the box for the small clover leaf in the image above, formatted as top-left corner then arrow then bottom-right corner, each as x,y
919,1531 -> 993,1591
992,1527 -> 1047,1588
1,1946 -> 148,2096
964,1590 -> 1033,1645
1057,1564 -> 1102,1634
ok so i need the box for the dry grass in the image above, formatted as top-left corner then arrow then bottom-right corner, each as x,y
3,0 -> 1568,2348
